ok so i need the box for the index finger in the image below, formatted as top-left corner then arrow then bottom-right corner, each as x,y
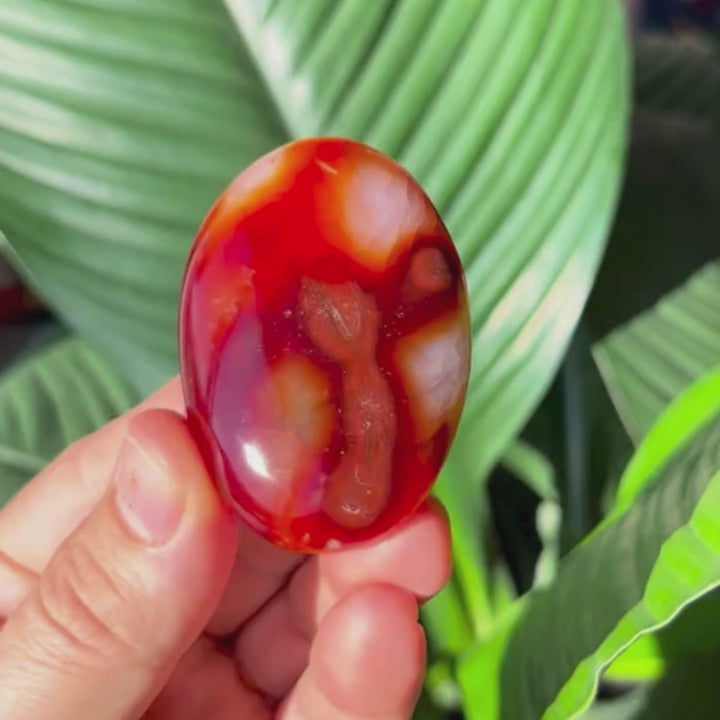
0,377 -> 303,629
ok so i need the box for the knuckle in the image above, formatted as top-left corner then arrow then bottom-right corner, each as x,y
0,548 -> 36,614
32,536 -> 143,664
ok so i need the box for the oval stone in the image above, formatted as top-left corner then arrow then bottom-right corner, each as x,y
179,138 -> 471,552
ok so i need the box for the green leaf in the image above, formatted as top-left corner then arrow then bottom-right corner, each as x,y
0,0 -> 629,465
458,601 -> 525,720
0,337 -> 139,505
605,586 -> 720,683
476,364 -> 720,720
612,362 -> 720,514
603,633 -> 666,683
0,0 -> 288,393
594,262 -> 720,444
583,655 -> 720,720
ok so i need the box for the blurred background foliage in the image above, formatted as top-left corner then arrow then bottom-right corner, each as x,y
1,0 -> 720,718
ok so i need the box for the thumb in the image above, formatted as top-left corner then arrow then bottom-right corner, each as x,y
0,409 -> 238,720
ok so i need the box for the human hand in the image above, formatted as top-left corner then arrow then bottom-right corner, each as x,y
0,379 -> 451,719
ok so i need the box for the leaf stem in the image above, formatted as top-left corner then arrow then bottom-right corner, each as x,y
562,329 -> 590,552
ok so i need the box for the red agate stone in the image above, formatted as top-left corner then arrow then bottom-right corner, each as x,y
179,138 -> 470,552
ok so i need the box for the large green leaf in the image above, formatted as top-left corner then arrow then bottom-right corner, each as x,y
594,262 -> 720,443
612,359 -> 720,513
0,336 -> 139,505
605,366 -> 720,683
0,0 -> 629,472
0,0 -> 287,392
459,363 -> 720,720
458,601 -> 526,720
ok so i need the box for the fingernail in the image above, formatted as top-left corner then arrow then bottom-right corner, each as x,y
114,430 -> 187,546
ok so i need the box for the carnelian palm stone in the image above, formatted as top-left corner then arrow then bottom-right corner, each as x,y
179,138 -> 471,552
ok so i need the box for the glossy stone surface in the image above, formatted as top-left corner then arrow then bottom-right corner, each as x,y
179,138 -> 470,551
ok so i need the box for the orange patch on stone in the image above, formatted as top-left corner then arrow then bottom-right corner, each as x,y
402,247 -> 453,302
394,307 -> 471,442
256,355 -> 335,451
241,356 -> 335,519
315,149 -> 439,272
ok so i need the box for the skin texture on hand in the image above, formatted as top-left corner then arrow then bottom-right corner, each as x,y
0,378 -> 451,720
